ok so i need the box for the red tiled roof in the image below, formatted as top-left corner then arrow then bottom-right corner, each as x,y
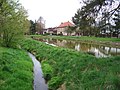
58,21 -> 74,28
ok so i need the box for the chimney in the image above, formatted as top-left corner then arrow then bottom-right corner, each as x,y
61,22 -> 63,24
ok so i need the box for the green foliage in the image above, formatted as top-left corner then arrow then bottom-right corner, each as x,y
72,8 -> 96,36
21,38 -> 120,90
29,20 -> 36,35
72,0 -> 120,37
48,76 -> 62,90
0,0 -> 29,47
42,61 -> 53,81
0,47 -> 33,90
31,35 -> 120,43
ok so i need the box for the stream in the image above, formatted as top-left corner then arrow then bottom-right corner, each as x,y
28,53 -> 48,90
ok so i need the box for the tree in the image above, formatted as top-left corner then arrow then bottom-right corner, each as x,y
29,20 -> 36,35
0,0 -> 29,47
72,0 -> 120,37
72,8 -> 96,36
113,9 -> 120,38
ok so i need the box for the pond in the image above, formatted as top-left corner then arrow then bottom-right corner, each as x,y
35,38 -> 120,58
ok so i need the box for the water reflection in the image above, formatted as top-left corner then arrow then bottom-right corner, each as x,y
37,38 -> 120,57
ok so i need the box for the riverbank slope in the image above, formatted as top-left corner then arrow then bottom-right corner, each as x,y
21,38 -> 120,90
0,47 -> 33,90
31,35 -> 120,48
31,35 -> 120,42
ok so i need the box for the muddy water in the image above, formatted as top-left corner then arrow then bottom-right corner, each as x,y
37,38 -> 120,58
28,53 -> 48,90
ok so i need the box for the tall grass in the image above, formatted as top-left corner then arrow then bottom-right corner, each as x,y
21,38 -> 120,90
0,47 -> 33,90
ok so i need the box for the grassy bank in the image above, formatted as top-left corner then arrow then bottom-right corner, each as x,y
21,38 -> 120,90
30,35 -> 120,42
31,35 -> 120,48
0,47 -> 33,90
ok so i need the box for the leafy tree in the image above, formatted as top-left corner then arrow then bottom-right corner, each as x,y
0,0 -> 29,47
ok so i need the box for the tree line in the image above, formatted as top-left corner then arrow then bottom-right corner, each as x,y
72,0 -> 120,38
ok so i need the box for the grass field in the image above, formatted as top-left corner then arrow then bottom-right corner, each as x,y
0,47 -> 33,90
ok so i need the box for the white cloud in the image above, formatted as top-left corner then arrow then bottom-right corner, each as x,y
19,0 -> 81,28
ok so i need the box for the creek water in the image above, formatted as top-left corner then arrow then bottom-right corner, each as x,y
36,38 -> 120,58
28,53 -> 48,90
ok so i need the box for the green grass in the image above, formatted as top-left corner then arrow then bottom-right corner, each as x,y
21,38 -> 120,90
30,35 -> 120,42
0,47 -> 33,90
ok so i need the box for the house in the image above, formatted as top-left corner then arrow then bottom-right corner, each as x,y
57,21 -> 75,35
47,27 -> 57,35
42,27 -> 57,35
42,21 -> 75,36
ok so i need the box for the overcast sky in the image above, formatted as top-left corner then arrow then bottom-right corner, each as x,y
19,0 -> 81,28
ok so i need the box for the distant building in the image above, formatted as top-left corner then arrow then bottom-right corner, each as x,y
42,21 -> 75,36
57,21 -> 75,35
36,16 -> 45,34
43,27 -> 57,35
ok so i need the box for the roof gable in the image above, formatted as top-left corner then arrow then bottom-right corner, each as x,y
58,21 -> 74,28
